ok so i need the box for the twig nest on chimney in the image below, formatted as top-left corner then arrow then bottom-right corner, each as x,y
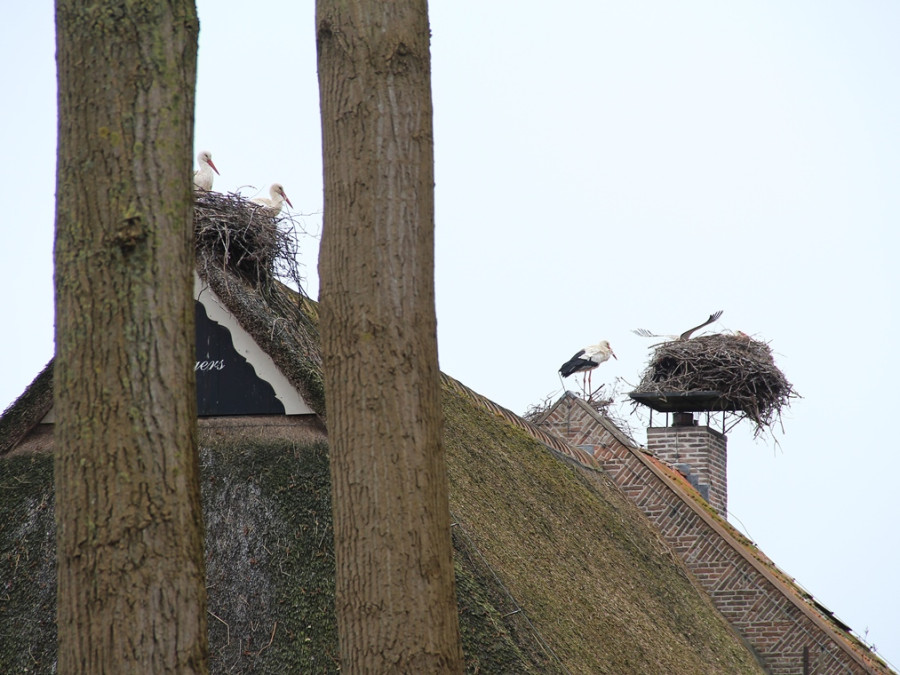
634,333 -> 797,437
194,190 -> 304,291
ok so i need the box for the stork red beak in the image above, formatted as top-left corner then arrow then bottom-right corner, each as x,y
283,192 -> 293,209
208,159 -> 220,175
611,349 -> 618,360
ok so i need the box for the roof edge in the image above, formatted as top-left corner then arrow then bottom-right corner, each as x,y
0,360 -> 54,456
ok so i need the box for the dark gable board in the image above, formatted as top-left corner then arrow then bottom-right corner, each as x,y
195,301 -> 285,416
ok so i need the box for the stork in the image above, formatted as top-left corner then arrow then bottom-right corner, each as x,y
632,310 -> 723,341
559,340 -> 617,393
251,183 -> 293,215
193,151 -> 219,191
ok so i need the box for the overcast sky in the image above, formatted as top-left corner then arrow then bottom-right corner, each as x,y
2,1 -> 898,667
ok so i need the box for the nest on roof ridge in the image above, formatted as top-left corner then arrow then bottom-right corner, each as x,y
633,333 -> 796,437
194,190 -> 305,292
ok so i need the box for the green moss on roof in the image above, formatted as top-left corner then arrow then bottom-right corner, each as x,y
200,438 -> 339,673
199,434 -> 571,673
452,527 -> 564,673
1,436 -> 589,674
1,372 -> 765,673
442,383 -> 765,674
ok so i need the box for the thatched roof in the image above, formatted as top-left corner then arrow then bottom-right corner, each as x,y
0,360 -> 53,457
441,383 -> 764,673
632,333 -> 797,436
0,387 -> 766,674
0,196 -> 770,672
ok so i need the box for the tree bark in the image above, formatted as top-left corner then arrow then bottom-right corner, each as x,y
316,1 -> 463,672
53,1 -> 207,672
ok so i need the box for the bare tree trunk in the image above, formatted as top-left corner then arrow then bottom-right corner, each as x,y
316,1 -> 463,672
53,1 -> 207,672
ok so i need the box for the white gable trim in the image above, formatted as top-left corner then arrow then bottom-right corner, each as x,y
194,272 -> 313,415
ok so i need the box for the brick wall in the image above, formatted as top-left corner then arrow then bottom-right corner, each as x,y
539,393 -> 888,675
647,424 -> 727,519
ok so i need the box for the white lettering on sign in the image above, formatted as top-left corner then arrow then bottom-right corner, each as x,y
195,360 -> 226,371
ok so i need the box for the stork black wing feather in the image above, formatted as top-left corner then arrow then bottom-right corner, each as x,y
679,310 -> 724,340
559,351 -> 595,377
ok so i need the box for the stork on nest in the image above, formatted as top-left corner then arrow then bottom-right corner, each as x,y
193,190 -> 306,293
633,332 -> 797,438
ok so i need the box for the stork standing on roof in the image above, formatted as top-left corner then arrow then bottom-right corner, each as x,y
251,183 -> 293,215
193,151 -> 219,191
632,310 -> 723,341
559,340 -> 617,393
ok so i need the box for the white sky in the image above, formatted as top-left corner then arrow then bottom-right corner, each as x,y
2,1 -> 898,667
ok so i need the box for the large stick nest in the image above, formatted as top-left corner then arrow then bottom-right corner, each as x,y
194,190 -> 305,292
634,333 -> 797,436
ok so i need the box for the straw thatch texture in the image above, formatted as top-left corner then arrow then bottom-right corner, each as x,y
0,360 -> 53,456
634,334 -> 796,436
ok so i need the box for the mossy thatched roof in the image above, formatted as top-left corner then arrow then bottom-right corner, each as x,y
0,392 -> 765,674
0,199 -> 767,673
0,360 -> 53,456
441,383 -> 763,674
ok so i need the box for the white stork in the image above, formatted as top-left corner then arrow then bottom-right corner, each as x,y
251,183 -> 293,215
559,340 -> 617,393
632,310 -> 723,341
193,151 -> 219,191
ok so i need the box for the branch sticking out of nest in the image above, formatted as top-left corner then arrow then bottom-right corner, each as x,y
634,333 -> 797,437
194,190 -> 306,293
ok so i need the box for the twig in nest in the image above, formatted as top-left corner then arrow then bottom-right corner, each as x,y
194,190 -> 307,295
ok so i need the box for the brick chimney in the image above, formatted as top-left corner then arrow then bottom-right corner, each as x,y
647,413 -> 727,519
